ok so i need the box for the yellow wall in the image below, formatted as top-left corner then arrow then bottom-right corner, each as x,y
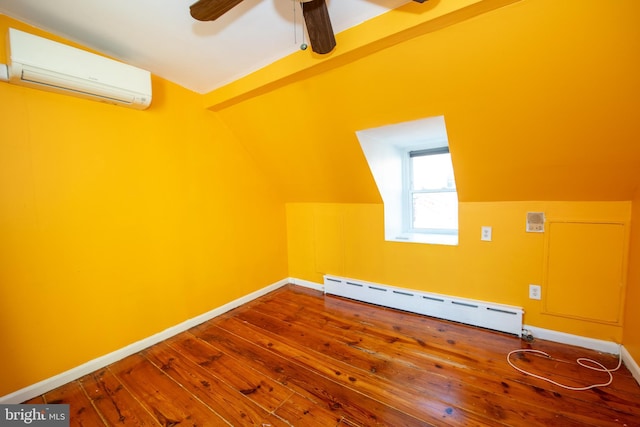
287,201 -> 630,341
624,191 -> 640,362
214,0 -> 640,204
218,0 -> 639,344
0,17 -> 287,396
2,0 -> 640,397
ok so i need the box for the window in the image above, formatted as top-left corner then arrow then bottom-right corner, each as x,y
357,116 -> 458,245
406,147 -> 458,235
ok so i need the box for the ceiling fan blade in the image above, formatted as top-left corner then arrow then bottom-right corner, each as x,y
190,0 -> 244,21
302,0 -> 336,55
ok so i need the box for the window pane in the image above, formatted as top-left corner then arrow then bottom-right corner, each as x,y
411,153 -> 456,191
412,192 -> 458,230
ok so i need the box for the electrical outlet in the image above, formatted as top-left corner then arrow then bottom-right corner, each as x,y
529,284 -> 541,300
481,226 -> 492,241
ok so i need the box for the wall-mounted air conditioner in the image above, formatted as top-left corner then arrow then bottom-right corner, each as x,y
5,28 -> 152,110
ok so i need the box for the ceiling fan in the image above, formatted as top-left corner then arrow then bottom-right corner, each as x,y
190,0 -> 429,55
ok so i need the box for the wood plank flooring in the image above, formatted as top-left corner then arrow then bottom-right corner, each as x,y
26,284 -> 640,426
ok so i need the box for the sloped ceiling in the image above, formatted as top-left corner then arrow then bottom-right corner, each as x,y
214,0 -> 640,203
0,0 -> 410,93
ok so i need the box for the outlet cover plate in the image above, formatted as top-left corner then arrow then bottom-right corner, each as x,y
529,284 -> 541,300
481,226 -> 492,241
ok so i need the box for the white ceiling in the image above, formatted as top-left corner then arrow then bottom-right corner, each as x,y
0,0 -> 410,94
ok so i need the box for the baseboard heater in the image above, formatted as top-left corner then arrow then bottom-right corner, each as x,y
323,275 -> 524,336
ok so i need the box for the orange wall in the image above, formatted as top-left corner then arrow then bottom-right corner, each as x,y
2,0 -> 640,397
0,17 -> 287,396
624,191 -> 640,362
214,0 -> 640,345
210,0 -> 640,344
287,201 -> 630,341
214,0 -> 640,204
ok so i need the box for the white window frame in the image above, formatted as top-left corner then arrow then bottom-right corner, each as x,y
403,147 -> 458,236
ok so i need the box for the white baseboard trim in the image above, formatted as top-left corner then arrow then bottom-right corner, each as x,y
288,277 -> 323,291
523,325 -> 620,354
0,278 -> 290,404
621,346 -> 640,385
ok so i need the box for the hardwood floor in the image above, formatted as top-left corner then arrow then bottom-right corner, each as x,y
26,284 -> 640,426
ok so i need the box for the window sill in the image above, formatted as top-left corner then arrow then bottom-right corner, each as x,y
389,232 -> 458,246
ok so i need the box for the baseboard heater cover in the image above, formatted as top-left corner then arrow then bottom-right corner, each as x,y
324,275 -> 524,336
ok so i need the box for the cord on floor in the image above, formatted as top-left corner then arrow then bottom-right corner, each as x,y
506,345 -> 623,391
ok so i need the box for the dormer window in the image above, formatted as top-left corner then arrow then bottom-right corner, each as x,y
357,116 -> 458,245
